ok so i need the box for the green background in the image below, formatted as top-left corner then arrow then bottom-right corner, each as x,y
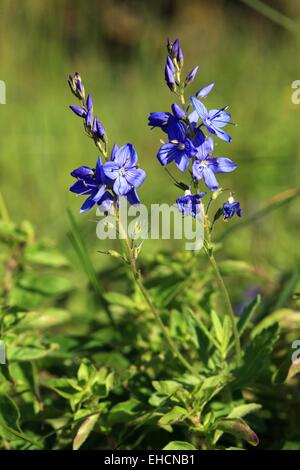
0,0 -> 299,272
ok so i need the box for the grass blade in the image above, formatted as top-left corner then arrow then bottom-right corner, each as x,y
240,0 -> 300,35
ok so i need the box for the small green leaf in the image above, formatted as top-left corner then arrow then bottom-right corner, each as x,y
159,406 -> 187,426
103,292 -> 138,310
73,414 -> 99,450
163,441 -> 197,450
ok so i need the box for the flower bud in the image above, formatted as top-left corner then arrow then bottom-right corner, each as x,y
177,47 -> 184,67
185,66 -> 199,85
171,103 -> 185,120
92,116 -> 106,141
69,105 -> 87,118
165,64 -> 176,91
68,72 -> 85,100
86,93 -> 93,112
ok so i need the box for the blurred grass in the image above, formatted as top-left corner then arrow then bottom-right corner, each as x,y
0,0 -> 299,275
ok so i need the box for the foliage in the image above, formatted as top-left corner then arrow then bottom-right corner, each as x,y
0,217 -> 299,450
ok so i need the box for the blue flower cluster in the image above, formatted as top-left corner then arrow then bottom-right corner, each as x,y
149,39 -> 242,220
68,73 -> 146,213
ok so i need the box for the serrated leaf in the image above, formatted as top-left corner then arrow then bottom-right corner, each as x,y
234,324 -> 280,388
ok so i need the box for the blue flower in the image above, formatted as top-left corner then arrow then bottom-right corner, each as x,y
190,96 -> 233,143
148,112 -> 171,130
222,197 -> 243,219
176,191 -> 206,218
103,144 -> 146,196
192,137 -> 237,191
157,116 -> 197,172
70,157 -> 113,213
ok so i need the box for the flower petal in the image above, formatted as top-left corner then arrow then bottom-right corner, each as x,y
103,161 -> 120,180
192,161 -> 204,180
69,180 -> 95,195
113,175 -> 131,196
95,157 -> 104,184
125,168 -> 146,188
92,184 -> 105,202
203,167 -> 219,191
111,143 -> 119,161
157,142 -> 179,166
166,115 -> 186,142
190,97 -> 208,121
71,166 -> 93,179
126,188 -> 140,205
209,109 -> 231,128
207,124 -> 232,143
80,195 -> 97,213
175,153 -> 190,172
208,157 -> 237,173
194,129 -> 206,148
115,144 -> 138,167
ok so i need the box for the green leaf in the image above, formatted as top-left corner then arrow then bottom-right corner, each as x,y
163,441 -> 197,450
19,309 -> 71,329
103,292 -> 138,310
215,419 -> 259,446
228,403 -> 262,419
159,406 -> 187,426
218,260 -> 254,275
251,309 -> 294,337
152,380 -> 181,396
108,399 -> 142,425
73,414 -> 99,450
234,324 -> 280,388
23,242 -> 69,268
8,342 -> 59,362
0,395 -> 21,430
211,310 -> 224,345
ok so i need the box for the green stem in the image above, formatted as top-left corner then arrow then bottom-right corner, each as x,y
118,217 -> 197,376
203,216 -> 241,364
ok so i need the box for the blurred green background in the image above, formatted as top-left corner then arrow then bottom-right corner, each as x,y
0,0 -> 299,276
